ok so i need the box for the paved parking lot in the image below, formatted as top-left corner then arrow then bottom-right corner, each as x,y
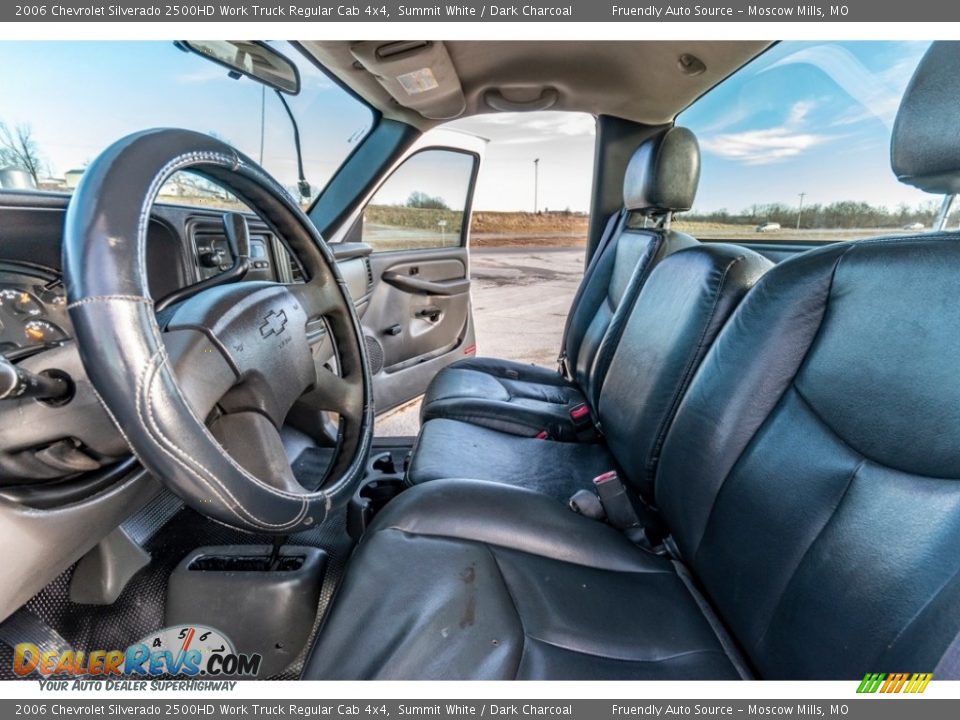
375,247 -> 584,436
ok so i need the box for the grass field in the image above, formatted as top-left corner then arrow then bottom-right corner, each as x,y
156,197 -> 912,248
468,213 -> 910,247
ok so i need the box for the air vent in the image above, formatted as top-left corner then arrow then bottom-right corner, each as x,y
363,257 -> 374,290
266,234 -> 301,284
289,255 -> 305,283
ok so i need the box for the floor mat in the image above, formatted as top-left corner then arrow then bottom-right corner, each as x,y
0,438 -> 419,681
0,496 -> 354,681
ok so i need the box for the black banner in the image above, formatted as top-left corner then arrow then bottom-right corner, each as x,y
2,699 -> 959,719
3,0 -> 959,23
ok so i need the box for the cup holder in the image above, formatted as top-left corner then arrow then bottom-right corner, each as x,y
347,477 -> 406,541
166,545 -> 326,679
371,452 -> 397,475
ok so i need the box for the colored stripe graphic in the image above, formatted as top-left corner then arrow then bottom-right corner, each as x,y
857,673 -> 885,693
857,672 -> 931,693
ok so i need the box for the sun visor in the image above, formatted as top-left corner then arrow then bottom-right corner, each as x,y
350,41 -> 466,121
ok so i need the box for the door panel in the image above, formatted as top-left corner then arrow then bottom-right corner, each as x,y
362,248 -> 475,413
324,130 -> 486,415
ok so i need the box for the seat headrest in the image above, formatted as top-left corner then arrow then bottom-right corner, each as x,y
892,42 -> 960,195
623,126 -> 700,214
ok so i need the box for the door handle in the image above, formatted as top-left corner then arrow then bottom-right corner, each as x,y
416,308 -> 442,322
382,272 -> 470,296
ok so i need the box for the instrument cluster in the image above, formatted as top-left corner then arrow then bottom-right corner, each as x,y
0,267 -> 71,360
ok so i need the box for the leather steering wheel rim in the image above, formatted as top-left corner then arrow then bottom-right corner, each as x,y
62,128 -> 373,534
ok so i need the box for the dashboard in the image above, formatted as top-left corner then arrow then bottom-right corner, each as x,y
0,266 -> 69,359
0,190 -> 373,486
0,193 -> 371,363
0,193 -> 304,363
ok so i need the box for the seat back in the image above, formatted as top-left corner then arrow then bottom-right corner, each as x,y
655,42 -> 960,679
598,243 -> 771,500
564,127 -> 700,408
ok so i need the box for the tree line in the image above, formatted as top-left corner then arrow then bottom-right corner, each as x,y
0,122 -> 44,184
686,200 -> 944,230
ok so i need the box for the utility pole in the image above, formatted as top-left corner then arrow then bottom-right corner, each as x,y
796,192 -> 807,230
259,85 -> 266,165
533,158 -> 540,214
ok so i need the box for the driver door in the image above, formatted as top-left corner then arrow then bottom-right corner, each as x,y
327,130 -> 485,416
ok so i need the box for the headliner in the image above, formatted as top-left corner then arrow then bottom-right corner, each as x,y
302,40 -> 772,129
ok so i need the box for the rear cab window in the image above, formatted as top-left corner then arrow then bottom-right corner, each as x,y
677,41 -> 937,242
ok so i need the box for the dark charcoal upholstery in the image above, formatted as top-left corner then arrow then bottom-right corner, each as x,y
420,128 -> 701,440
304,41 -> 960,681
311,233 -> 960,680
622,127 -> 700,212
892,41 -> 960,194
655,235 -> 960,679
408,243 -> 771,500
305,480 -> 745,680
406,418 -> 617,500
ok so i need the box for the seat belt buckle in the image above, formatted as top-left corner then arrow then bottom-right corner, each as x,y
592,471 -> 641,531
569,403 -> 598,442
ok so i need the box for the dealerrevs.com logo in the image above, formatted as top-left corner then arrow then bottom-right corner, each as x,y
13,625 -> 261,679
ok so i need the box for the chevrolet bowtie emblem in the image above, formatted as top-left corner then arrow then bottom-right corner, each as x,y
259,309 -> 288,338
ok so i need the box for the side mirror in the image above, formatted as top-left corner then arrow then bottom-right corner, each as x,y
176,40 -> 300,95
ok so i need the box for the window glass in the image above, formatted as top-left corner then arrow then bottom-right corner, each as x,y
362,150 -> 476,252
0,41 -> 373,210
678,41 -> 936,241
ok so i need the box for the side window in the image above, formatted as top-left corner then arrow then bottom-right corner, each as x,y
362,149 -> 476,252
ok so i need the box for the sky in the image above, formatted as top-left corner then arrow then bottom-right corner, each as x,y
445,111 -> 597,213
0,41 -> 372,195
0,40 -> 940,214
677,40 -> 934,214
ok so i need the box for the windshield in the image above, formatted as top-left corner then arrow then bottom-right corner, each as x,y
0,41 -> 373,209
678,40 -> 936,241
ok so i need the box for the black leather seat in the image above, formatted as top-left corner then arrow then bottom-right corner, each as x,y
307,480 -> 747,679
304,42 -> 960,680
419,127 -> 700,442
408,242 -> 771,500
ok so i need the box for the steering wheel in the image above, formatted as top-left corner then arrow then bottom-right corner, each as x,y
62,129 -> 373,534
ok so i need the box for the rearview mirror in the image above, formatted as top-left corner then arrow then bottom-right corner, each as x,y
176,40 -> 300,95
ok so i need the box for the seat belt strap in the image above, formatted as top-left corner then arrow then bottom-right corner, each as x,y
557,209 -> 626,378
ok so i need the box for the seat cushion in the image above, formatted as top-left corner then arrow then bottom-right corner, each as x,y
303,480 -> 746,680
415,245 -> 770,503
407,418 -> 615,500
420,358 -> 585,440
